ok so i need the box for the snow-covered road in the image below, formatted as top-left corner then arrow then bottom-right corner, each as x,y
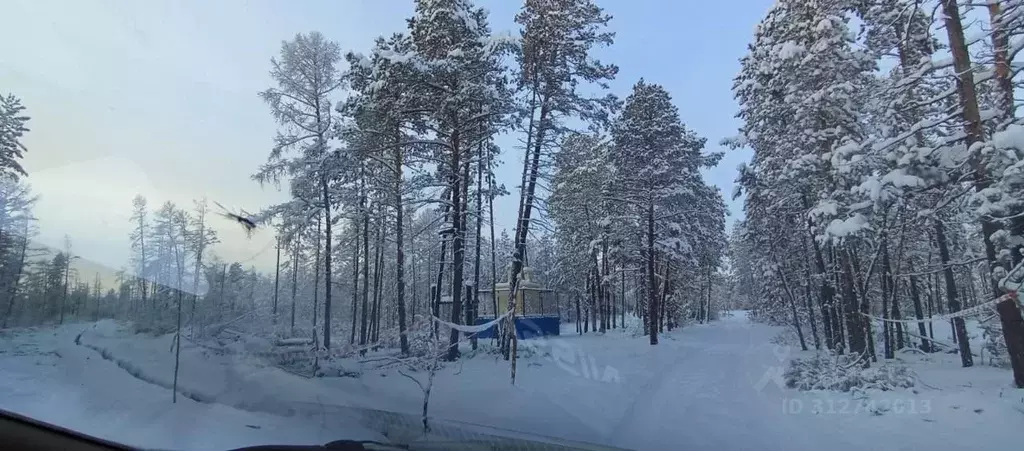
606,314 -> 817,450
1,313 -> 1021,450
603,313 -> 1020,451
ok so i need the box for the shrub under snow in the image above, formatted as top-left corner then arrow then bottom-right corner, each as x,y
784,353 -> 915,392
981,320 -> 1011,369
621,313 -> 646,337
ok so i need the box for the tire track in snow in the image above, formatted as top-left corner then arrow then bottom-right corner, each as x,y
603,337 -> 697,444
76,332 -> 214,405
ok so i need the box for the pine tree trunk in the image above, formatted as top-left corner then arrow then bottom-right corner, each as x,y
996,298 -> 1024,386
190,213 -> 206,338
575,293 -> 582,335
892,279 -> 904,351
640,272 -> 647,333
273,237 -> 281,325
611,265 -> 617,329
808,222 -> 837,350
0,206 -> 8,318
891,222 -> 908,349
599,268 -> 604,327
849,250 -> 877,362
585,271 -> 593,333
172,237 -> 185,404
503,94 -> 552,368
927,273 -> 936,343
841,250 -> 867,363
60,257 -> 70,324
774,250 -> 807,351
291,240 -> 298,336
934,219 -> 973,366
173,285 -> 183,403
909,274 -> 931,352
586,295 -> 592,333
604,263 -> 609,330
646,201 -> 658,345
986,1 -> 1016,122
371,224 -> 383,343
430,285 -> 438,339
395,143 -> 409,355
377,222 -> 386,342
802,260 -> 820,349
621,269 -> 626,327
445,128 -> 467,361
967,270 -> 980,308
881,235 -> 894,359
603,243 -> 611,330
660,263 -> 670,333
706,264 -> 713,322
359,173 -> 371,347
432,187 -> 452,341
321,173 -> 333,350
140,225 -> 147,322
831,250 -> 846,354
312,217 -> 321,343
220,264 -> 227,316
470,140 -> 484,350
350,222 -> 359,345
411,227 -> 418,324
487,145 -> 499,334
696,271 -> 705,324
787,290 -> 807,352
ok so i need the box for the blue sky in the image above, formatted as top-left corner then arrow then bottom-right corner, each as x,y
1,0 -> 771,272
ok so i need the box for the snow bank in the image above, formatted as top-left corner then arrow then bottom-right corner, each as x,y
0,323 -> 382,449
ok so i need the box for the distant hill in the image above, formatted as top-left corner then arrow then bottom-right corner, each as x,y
26,239 -> 122,290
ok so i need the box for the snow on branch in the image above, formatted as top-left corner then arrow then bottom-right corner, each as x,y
861,292 -> 1016,325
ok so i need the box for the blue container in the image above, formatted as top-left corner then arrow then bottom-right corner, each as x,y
473,315 -> 560,339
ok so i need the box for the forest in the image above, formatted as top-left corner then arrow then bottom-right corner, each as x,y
729,0 -> 1024,390
0,0 -> 728,380
3,0 -> 1024,398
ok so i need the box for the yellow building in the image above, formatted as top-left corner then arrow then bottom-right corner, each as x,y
479,267 -> 555,316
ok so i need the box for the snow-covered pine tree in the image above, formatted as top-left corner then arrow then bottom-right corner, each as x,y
0,178 -> 35,327
856,0 -> 959,359
684,183 -> 728,325
932,0 -> 1024,376
0,94 -> 29,181
163,204 -> 188,403
0,98 -> 32,323
609,79 -> 711,345
405,0 -> 513,361
500,0 -> 618,367
968,0 -> 1024,386
731,0 -> 875,361
549,133 -> 612,333
256,32 -> 343,350
187,198 -> 218,338
129,195 -> 150,320
339,31 -> 447,355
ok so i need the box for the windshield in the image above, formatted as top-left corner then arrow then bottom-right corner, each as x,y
2,0 -> 1024,450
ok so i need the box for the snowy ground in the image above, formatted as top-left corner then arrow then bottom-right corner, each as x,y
1,312 -> 1022,450
0,322 -> 381,450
